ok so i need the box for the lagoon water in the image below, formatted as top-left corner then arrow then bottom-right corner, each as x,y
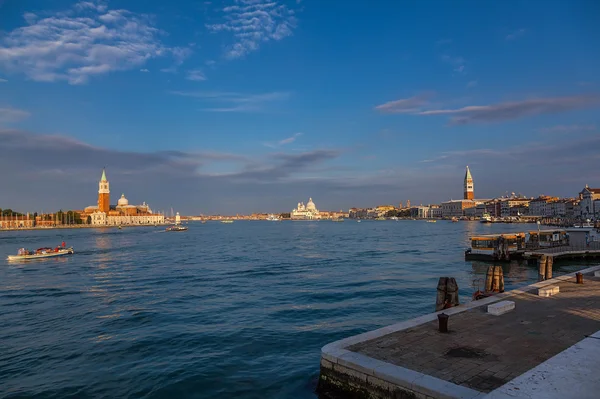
0,221 -> 595,399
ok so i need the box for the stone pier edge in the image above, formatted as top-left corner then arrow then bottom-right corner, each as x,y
320,264 -> 600,399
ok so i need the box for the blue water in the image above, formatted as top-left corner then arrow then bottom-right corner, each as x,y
0,221 -> 596,398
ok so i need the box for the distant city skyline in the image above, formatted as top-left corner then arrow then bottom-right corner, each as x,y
0,0 -> 599,214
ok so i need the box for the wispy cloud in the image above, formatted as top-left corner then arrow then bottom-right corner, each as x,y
435,38 -> 452,46
418,94 -> 600,125
170,90 -> 291,112
441,54 -> 466,74
0,78 -> 7,83
186,69 -> 207,81
467,80 -> 478,88
0,1 -> 191,84
0,107 -> 30,123
538,124 -> 596,133
506,28 -> 525,40
264,132 -> 303,148
374,92 -> 433,114
140,69 -> 149,73
206,0 -> 299,59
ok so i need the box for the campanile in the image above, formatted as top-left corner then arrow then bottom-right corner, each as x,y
98,168 -> 110,213
464,166 -> 474,200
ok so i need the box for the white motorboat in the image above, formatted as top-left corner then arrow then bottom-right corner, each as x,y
166,225 -> 188,232
266,214 -> 281,221
7,247 -> 74,261
480,213 -> 493,223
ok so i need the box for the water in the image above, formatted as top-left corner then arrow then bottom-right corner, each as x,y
0,221 -> 596,399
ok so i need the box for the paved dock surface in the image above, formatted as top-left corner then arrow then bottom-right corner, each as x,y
347,277 -> 600,394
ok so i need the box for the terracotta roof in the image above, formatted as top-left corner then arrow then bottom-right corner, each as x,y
588,188 -> 600,194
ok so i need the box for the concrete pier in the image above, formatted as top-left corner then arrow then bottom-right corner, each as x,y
318,265 -> 600,399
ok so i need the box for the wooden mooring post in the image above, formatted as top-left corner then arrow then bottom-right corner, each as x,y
436,277 -> 459,311
485,266 -> 505,293
537,255 -> 554,281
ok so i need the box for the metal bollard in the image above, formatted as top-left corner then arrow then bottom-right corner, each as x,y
438,313 -> 449,333
576,272 -> 583,284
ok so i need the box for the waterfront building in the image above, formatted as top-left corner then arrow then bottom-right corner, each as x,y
291,198 -> 321,220
0,215 -> 35,229
83,169 -> 164,226
578,185 -> 600,219
413,205 -> 441,219
529,196 -> 559,217
499,196 -> 531,217
464,166 -> 474,200
441,200 -> 476,218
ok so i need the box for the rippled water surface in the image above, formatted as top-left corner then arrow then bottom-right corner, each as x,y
1,221 -> 596,398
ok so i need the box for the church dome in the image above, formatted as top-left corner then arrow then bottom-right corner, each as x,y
117,193 -> 129,206
306,197 -> 316,210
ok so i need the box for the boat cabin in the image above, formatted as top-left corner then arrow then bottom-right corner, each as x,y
468,233 -> 526,260
565,228 -> 598,248
527,230 -> 568,248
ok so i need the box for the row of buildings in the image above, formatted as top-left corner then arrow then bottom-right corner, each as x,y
345,167 -> 600,221
437,168 -> 600,219
0,169 -> 165,229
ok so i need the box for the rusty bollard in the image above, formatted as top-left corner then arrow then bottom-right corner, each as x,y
438,313 -> 449,333
576,272 -> 584,284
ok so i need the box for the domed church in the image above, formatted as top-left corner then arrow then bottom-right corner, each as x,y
83,169 -> 165,226
291,197 -> 321,220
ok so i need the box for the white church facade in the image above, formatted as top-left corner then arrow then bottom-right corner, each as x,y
291,198 -> 321,220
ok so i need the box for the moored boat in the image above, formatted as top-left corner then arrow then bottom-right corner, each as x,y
7,247 -> 74,261
480,213 -> 493,223
165,225 -> 188,232
221,220 -> 234,224
266,214 -> 281,221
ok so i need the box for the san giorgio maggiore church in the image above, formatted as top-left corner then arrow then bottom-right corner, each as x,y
291,198 -> 321,220
83,169 -> 165,226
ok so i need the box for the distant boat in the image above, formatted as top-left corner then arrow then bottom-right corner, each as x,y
221,220 -> 234,224
166,225 -> 188,232
480,213 -> 493,223
266,214 -> 281,221
8,246 -> 74,261
331,218 -> 344,222
451,217 -> 459,223
426,220 -> 437,223
357,220 -> 361,223
117,225 -> 122,230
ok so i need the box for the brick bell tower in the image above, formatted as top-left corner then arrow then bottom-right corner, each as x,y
464,166 -> 474,200
98,168 -> 110,213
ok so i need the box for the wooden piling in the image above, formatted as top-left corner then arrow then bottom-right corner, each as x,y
538,255 -> 547,281
546,256 -> 553,279
485,266 -> 504,293
436,277 -> 448,311
436,277 -> 459,311
446,278 -> 459,307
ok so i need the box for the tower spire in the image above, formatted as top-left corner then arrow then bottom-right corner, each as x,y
464,166 -> 474,200
101,167 -> 107,181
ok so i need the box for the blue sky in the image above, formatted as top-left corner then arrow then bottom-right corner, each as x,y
0,0 -> 599,214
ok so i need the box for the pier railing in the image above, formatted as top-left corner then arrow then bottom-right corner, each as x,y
525,242 -> 600,255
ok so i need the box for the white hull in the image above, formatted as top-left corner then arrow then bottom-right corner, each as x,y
7,248 -> 74,261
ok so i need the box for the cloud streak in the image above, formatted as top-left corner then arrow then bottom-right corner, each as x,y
374,93 -> 433,114
506,28 -> 525,40
537,124 -> 596,133
0,1 -> 190,84
206,0 -> 299,59
170,90 -> 291,112
418,94 -> 600,125
263,132 -> 303,148
0,107 -> 30,123
186,69 -> 207,81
